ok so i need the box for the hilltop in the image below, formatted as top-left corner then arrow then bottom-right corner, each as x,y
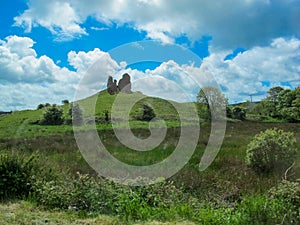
0,90 -> 196,139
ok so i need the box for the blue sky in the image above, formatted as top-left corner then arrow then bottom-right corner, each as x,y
0,0 -> 300,111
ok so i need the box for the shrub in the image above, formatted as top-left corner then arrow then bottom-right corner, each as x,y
62,99 -> 69,105
40,105 -> 64,125
226,106 -> 232,118
245,128 -> 298,174
37,103 -> 45,110
269,180 -> 300,208
0,153 -> 37,199
69,104 -> 83,126
232,106 -> 246,120
140,104 -> 156,121
32,174 -> 190,221
233,195 -> 299,224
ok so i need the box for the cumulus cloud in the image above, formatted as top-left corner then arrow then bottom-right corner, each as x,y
1,35 -> 299,111
68,48 -> 122,100
14,0 -> 300,47
120,38 -> 300,103
202,37 -> 300,102
0,35 -> 83,84
0,36 -> 80,110
14,0 -> 87,41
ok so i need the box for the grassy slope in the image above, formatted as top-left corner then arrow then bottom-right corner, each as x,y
0,90 -> 192,139
0,201 -> 195,225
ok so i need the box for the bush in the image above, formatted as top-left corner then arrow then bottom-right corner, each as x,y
32,174 -> 190,220
141,104 -> 156,121
232,106 -> 246,120
245,128 -> 298,174
40,105 -> 64,125
269,180 -> 300,208
233,195 -> 299,224
0,153 -> 37,199
37,104 -> 45,110
69,104 -> 83,126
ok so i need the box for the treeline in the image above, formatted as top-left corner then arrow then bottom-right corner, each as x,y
34,102 -> 84,126
254,86 -> 300,122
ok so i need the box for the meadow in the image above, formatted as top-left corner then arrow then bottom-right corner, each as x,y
0,91 -> 299,224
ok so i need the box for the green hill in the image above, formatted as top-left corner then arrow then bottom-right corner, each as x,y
0,90 -> 197,139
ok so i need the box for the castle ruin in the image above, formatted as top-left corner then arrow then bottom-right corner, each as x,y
107,73 -> 132,94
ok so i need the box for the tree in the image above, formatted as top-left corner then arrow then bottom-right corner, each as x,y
141,104 -> 156,121
197,86 -> 227,120
262,86 -> 284,117
232,106 -> 246,120
245,128 -> 298,174
277,87 -> 300,122
40,105 -> 64,125
69,104 -> 83,126
104,110 -> 110,123
62,99 -> 69,105
267,86 -> 284,103
37,104 -> 45,110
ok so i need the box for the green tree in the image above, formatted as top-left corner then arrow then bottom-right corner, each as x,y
245,128 -> 298,174
232,106 -> 246,120
37,103 -> 45,110
277,87 -> 300,122
262,86 -> 284,117
267,86 -> 284,103
141,104 -> 156,121
69,104 -> 83,126
197,86 -> 227,120
40,105 -> 64,125
62,99 -> 69,105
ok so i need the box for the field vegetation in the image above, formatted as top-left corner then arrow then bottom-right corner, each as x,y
0,88 -> 299,224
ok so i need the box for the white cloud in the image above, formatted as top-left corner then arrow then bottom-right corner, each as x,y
201,37 -> 300,102
14,0 -> 87,41
0,36 -> 80,110
1,35 -> 299,111
67,48 -> 122,100
0,35 -> 79,84
14,0 -> 300,47
122,38 -> 300,103
0,36 -> 127,110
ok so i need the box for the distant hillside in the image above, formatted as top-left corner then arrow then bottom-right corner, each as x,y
0,111 -> 12,116
77,90 -> 187,120
0,90 -> 197,139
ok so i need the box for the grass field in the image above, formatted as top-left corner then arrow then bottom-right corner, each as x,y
0,91 -> 299,224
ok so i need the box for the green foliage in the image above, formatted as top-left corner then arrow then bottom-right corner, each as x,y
0,153 -> 37,200
61,99 -> 69,105
31,173 -> 300,224
259,86 -> 284,118
245,128 -> 298,174
280,107 -> 300,122
136,104 -> 156,121
258,86 -> 300,122
269,180 -> 300,208
32,174 -> 190,221
226,106 -> 232,118
197,86 -> 227,120
267,86 -> 284,103
232,106 -> 246,120
36,104 -> 45,110
232,195 -> 299,224
69,104 -> 83,126
40,105 -> 64,125
277,87 -> 300,122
